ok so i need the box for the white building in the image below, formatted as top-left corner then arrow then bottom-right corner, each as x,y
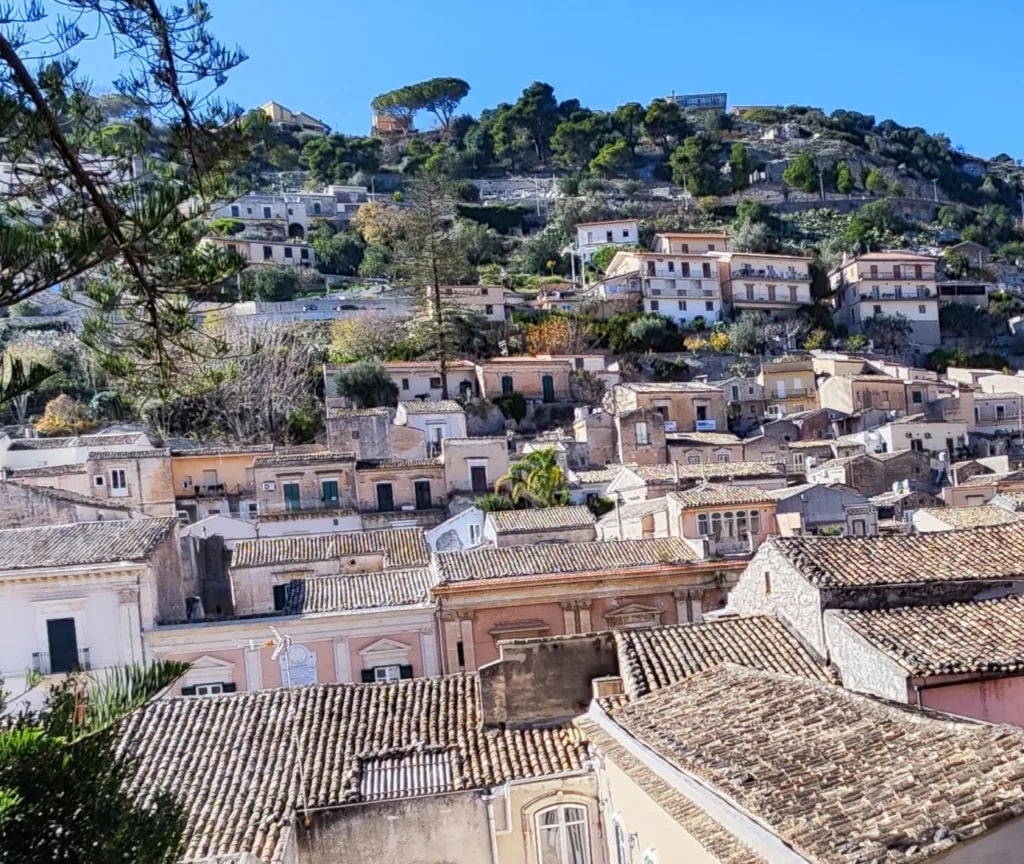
0,431 -> 152,471
394,401 -> 468,456
575,218 -> 640,264
717,251 -> 815,318
208,236 -> 316,268
0,518 -> 185,711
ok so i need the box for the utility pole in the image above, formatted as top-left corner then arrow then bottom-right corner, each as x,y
933,178 -> 938,203
819,169 -> 826,203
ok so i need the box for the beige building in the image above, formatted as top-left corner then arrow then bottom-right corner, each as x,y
207,235 -> 316,268
324,360 -> 478,405
610,382 -> 728,433
757,355 -> 818,418
428,284 -> 523,324
252,451 -> 358,517
476,357 -> 574,402
828,251 -> 941,346
718,251 -> 814,318
355,457 -> 446,517
170,444 -> 270,521
260,100 -> 328,134
441,437 -> 510,500
666,431 -> 745,465
817,373 -> 907,415
482,506 -> 597,547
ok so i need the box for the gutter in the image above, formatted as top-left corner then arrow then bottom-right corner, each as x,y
586,701 -> 811,864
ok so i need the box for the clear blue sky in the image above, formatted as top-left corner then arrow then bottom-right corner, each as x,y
64,0 -> 1023,159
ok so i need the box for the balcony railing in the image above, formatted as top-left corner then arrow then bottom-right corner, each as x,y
706,533 -> 769,557
736,291 -> 810,305
771,387 -> 813,398
259,497 -> 352,516
32,648 -> 91,676
860,270 -> 934,280
732,268 -> 809,281
859,289 -> 932,301
648,285 -> 720,299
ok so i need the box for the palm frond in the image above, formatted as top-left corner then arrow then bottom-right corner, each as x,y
77,661 -> 189,737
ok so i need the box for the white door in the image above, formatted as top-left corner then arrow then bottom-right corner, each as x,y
776,380 -> 787,398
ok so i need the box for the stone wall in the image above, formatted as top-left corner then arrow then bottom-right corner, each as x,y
478,633 -> 618,727
823,611 -> 909,701
298,793 -> 491,864
0,481 -> 78,528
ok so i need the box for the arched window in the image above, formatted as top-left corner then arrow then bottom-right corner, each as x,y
613,817 -> 630,864
697,513 -> 709,536
537,805 -> 590,864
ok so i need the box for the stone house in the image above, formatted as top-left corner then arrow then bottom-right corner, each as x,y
665,431 -> 744,465
0,480 -> 136,527
615,407 -> 666,464
817,373 -> 908,415
715,375 -> 766,427
252,451 -> 358,517
394,400 -> 467,455
610,381 -> 728,433
324,407 -> 420,460
806,449 -> 933,497
768,483 -> 876,536
572,409 -> 618,467
324,360 -> 478,407
607,461 -> 787,504
876,417 -> 969,460
757,355 -> 817,417
475,356 -> 574,402
170,444 -> 270,522
354,457 -> 446,519
482,506 -> 597,547
664,483 -> 778,558
0,518 -> 185,711
441,437 -> 509,504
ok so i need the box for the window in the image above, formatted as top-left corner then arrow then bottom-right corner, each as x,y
287,208 -> 293,216
606,230 -> 613,243
681,262 -> 690,277
893,265 -> 902,279
414,480 -> 432,510
707,243 -> 716,251
997,404 -> 1007,420
485,304 -> 494,315
614,820 -> 630,864
910,439 -> 923,452
750,509 -> 761,534
322,479 -> 339,506
677,300 -> 686,311
263,245 -> 273,261
912,390 -> 923,404
230,205 -> 239,217
680,243 -> 689,253
263,206 -> 272,218
650,300 -> 659,311
635,422 -> 650,445
717,453 -> 730,463
313,202 -> 321,214
687,455 -> 700,464
501,375 -> 514,395
283,482 -> 301,512
402,378 -> 410,390
873,304 -> 882,315
284,247 -> 293,259
852,519 -> 866,536
300,248 -> 309,260
376,483 -> 395,512
273,584 -> 288,611
429,376 -> 443,388
481,287 -> 489,295
667,261 -> 675,273
705,301 -> 714,311
696,405 -> 708,421
731,385 -> 740,401
468,522 -> 482,544
764,571 -> 772,595
697,513 -> 709,535
109,468 -> 128,496
537,806 -> 590,864
374,665 -> 402,682
471,464 -> 489,494
195,683 -> 225,696
918,304 -> 926,314
789,285 -> 797,302
622,229 -> 630,238
46,618 -> 79,674
94,475 -> 105,487
702,262 -> 712,278
914,264 -> 923,279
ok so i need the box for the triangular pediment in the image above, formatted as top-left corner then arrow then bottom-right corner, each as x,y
358,637 -> 411,657
603,603 -> 661,619
190,654 -> 235,670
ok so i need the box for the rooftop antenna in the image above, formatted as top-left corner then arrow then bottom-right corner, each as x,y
267,627 -> 312,826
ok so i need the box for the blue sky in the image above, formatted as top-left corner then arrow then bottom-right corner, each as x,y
63,0 -> 1023,159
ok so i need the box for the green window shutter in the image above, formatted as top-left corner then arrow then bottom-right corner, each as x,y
180,685 -> 197,696
399,665 -> 413,680
221,683 -> 237,693
360,669 -> 375,683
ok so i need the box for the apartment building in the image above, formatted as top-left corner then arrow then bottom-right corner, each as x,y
606,232 -> 724,326
208,235 -> 316,268
170,444 -> 270,522
757,355 -> 818,417
717,251 -> 814,318
828,252 -> 940,346
260,100 -> 328,134
575,218 -> 639,263
610,381 -> 728,433
428,284 -> 523,324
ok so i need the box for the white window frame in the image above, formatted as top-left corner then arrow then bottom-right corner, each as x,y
468,522 -> 482,545
537,805 -> 591,864
614,816 -> 630,864
109,468 -> 129,497
373,664 -> 402,682
635,422 -> 649,446
194,683 -> 225,697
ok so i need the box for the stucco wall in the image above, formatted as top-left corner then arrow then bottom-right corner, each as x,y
616,409 -> 666,465
254,460 -> 357,513
0,481 -> 78,527
355,466 -> 446,512
491,525 -> 597,548
87,453 -> 175,516
920,675 -> 1024,726
443,438 -> 510,496
171,453 -> 257,499
298,793 -> 492,864
478,362 -> 573,400
822,612 -> 909,701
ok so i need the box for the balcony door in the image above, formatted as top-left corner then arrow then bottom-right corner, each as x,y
542,375 -> 555,403
321,479 -> 339,508
376,483 -> 395,512
414,480 -> 432,510
471,465 -> 489,494
283,482 -> 300,512
47,618 -> 78,675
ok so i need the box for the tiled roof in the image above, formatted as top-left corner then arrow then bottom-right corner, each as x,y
669,483 -> 774,508
437,538 -> 697,583
231,528 -> 430,569
6,433 -> 145,450
87,448 -> 170,460
0,518 -> 177,570
574,716 -> 766,864
569,465 -> 624,484
6,482 -> 135,510
253,451 -> 354,468
625,461 -> 783,483
121,676 -> 588,863
602,664 -> 1024,864
485,506 -> 596,534
400,400 -> 464,414
355,457 -> 443,470
381,359 -> 476,369
325,406 -> 389,419
918,505 -> 1022,529
5,462 -> 86,478
598,498 -> 668,525
615,615 -> 834,699
996,491 -> 1024,509
618,381 -> 721,393
170,444 -> 275,457
786,438 -> 836,449
666,431 -> 742,446
770,522 -> 1024,587
283,568 -> 436,614
834,596 -> 1024,677
961,470 -> 1024,486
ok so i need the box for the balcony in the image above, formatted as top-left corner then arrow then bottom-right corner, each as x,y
734,290 -> 810,306
732,267 -> 809,281
32,648 -> 91,676
859,289 -> 932,301
860,270 -> 934,281
181,483 -> 254,499
260,497 -> 353,517
647,283 -> 720,300
770,387 -> 813,399
706,533 -> 769,557
647,271 -> 717,285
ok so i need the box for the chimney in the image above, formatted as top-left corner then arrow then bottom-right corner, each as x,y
592,676 -> 624,700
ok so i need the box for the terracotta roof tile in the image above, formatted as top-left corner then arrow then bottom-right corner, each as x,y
5,462 -> 86,478
355,457 -> 443,470
121,676 -> 587,862
615,616 -> 835,698
232,528 -> 430,570
0,518 -> 177,570
399,400 -> 464,414
669,483 -> 775,508
918,505 -> 1022,529
170,444 -> 275,457
485,506 -> 596,535
834,596 -> 1024,677
437,538 -> 697,583
283,569 -> 436,613
325,406 -> 389,419
87,448 -> 170,460
604,664 -> 1024,864
253,451 -> 355,469
770,522 -> 1024,588
625,461 -> 784,483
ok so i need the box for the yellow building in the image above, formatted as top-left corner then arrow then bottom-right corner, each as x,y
757,355 -> 818,418
170,444 -> 271,521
